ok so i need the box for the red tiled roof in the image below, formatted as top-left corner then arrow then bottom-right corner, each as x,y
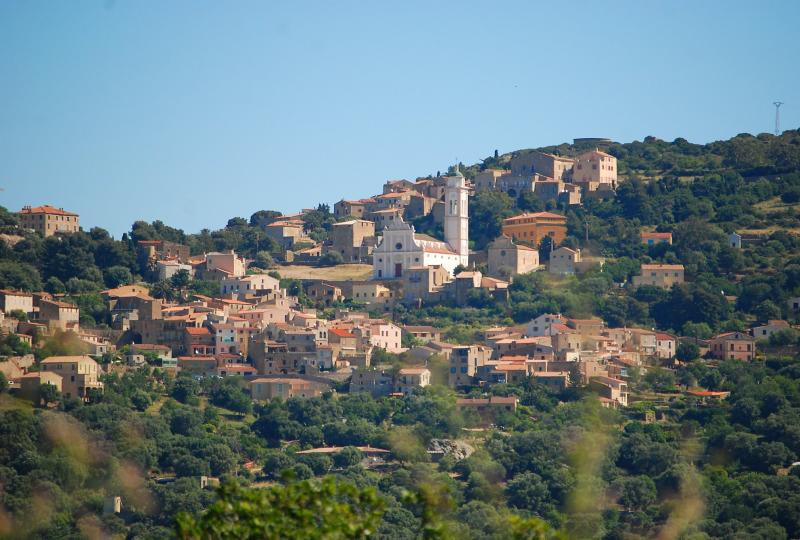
185,327 -> 211,336
641,232 -> 672,239
19,205 -> 78,216
330,328 -> 356,338
503,212 -> 566,223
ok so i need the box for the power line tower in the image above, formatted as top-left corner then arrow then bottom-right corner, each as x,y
774,101 -> 784,136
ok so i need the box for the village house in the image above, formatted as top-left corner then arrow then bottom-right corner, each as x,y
177,355 -> 218,377
511,151 -> 575,181
155,260 -> 194,280
249,377 -> 330,400
526,313 -> 565,337
40,355 -> 103,400
473,169 -> 509,191
136,240 -> 191,277
449,345 -> 493,387
487,236 -> 540,278
221,274 -> 280,297
590,376 -> 629,407
17,205 -> 80,237
532,371 -> 570,392
367,207 -> 405,230
400,265 -> 451,305
571,150 -> 618,190
640,231 -> 673,246
202,251 -> 247,280
402,325 -> 442,343
212,323 -> 252,357
656,333 -> 677,359
20,371 -> 63,402
351,282 -> 394,307
394,367 -> 431,396
39,299 -> 80,331
330,220 -> 376,262
184,326 -> 216,356
501,212 -> 567,247
548,247 -> 580,275
632,264 -> 685,289
750,320 -> 792,340
709,332 -> 755,361
306,282 -> 344,306
349,368 -> 394,397
0,290 -> 33,315
265,219 -> 307,249
334,198 -> 374,219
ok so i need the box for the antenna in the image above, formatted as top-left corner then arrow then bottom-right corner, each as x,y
774,101 -> 784,136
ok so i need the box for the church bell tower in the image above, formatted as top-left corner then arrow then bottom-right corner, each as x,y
444,165 -> 469,266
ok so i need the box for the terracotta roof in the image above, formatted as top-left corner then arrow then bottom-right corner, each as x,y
641,232 -> 672,239
330,328 -> 356,338
42,355 -> 93,363
0,289 -> 32,296
19,205 -> 78,216
503,212 -> 566,223
43,300 -> 78,309
398,367 -> 430,375
185,327 -> 211,336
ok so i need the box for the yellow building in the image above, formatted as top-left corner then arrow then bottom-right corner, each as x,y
17,205 -> 80,237
501,212 -> 567,246
632,264 -> 685,289
39,355 -> 103,400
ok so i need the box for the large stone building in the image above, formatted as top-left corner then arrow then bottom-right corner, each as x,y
17,205 -> 80,237
572,150 -> 618,190
501,212 -> 567,246
511,151 -> 575,181
373,171 -> 468,279
487,236 -> 539,278
330,220 -> 376,262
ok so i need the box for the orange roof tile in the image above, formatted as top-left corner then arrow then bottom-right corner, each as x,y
19,205 -> 78,216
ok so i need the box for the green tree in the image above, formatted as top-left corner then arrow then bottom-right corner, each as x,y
618,476 -> 657,512
103,265 -> 133,288
319,251 -> 344,267
175,479 -> 385,539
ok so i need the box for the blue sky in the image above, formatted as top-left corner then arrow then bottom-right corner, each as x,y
1,1 -> 798,237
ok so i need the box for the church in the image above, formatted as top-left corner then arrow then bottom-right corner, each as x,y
372,170 -> 469,279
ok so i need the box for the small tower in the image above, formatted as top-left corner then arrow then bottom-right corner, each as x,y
444,165 -> 469,266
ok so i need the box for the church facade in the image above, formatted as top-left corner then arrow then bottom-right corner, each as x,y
372,172 -> 469,279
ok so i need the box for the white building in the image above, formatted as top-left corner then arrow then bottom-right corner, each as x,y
221,274 -> 280,296
373,171 -> 469,279
526,313 -> 565,337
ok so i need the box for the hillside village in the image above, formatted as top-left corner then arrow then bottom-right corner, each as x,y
0,141 -> 786,406
3,131 -> 800,538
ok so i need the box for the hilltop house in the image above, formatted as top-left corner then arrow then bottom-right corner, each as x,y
709,332 -> 755,361
17,205 -> 80,237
